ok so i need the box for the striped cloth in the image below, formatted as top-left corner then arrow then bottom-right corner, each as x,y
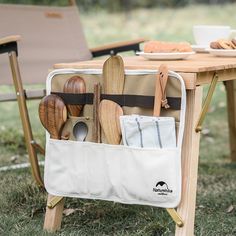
120,115 -> 176,148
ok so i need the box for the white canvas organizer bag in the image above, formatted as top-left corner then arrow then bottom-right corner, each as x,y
44,69 -> 186,209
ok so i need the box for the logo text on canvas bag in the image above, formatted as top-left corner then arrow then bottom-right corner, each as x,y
153,181 -> 173,195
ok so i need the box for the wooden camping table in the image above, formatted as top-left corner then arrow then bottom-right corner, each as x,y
46,53 -> 236,235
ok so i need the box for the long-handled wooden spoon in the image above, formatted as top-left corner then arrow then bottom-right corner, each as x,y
63,76 -> 86,116
39,94 -> 67,139
99,99 -> 123,145
153,64 -> 169,116
101,55 -> 125,144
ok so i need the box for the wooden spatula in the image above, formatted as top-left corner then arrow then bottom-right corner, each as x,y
99,99 -> 123,145
39,94 -> 67,139
153,64 -> 169,116
63,76 -> 86,116
103,55 -> 125,94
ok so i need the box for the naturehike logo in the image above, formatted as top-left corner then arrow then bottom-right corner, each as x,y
153,181 -> 173,195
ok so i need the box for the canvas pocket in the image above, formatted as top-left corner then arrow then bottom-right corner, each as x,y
45,139 -> 181,208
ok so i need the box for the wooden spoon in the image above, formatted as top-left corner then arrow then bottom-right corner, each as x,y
103,55 -> 125,94
39,94 -> 67,139
63,76 -> 86,116
153,64 -> 169,116
99,99 -> 123,145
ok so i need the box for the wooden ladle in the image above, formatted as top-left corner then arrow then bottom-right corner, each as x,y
63,76 -> 86,116
99,99 -> 123,145
39,94 -> 67,139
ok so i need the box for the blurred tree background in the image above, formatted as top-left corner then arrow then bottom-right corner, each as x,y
0,0 -> 235,10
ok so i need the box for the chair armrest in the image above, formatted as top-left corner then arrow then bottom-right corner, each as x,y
0,35 -> 21,45
0,35 -> 21,55
90,38 -> 147,57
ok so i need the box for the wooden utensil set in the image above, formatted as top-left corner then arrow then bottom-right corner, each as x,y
39,75 -> 87,141
39,56 -> 170,145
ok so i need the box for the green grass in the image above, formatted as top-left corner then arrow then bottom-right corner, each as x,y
82,3 -> 236,47
1,3 -> 236,236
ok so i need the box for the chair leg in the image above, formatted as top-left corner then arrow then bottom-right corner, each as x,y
44,194 -> 65,232
175,87 -> 203,236
8,51 -> 44,187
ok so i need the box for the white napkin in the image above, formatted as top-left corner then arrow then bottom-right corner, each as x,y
120,115 -> 176,148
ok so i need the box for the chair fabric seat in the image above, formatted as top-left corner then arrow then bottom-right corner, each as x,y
0,4 -> 92,85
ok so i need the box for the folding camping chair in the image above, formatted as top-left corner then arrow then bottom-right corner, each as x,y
0,0 -> 145,187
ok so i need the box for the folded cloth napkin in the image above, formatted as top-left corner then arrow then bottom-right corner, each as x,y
120,115 -> 176,148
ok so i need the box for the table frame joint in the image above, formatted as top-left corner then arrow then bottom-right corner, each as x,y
195,72 -> 219,132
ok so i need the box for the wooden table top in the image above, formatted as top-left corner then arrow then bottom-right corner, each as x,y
54,53 -> 236,89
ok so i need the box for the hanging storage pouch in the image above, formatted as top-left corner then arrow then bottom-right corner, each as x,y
44,69 -> 186,208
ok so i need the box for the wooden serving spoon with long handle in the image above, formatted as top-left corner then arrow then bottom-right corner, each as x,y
63,76 -> 86,117
39,94 -> 67,139
101,56 -> 125,144
99,100 -> 123,145
153,64 -> 169,116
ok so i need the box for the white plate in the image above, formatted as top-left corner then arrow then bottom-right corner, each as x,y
191,44 -> 208,53
207,49 -> 236,57
136,51 -> 195,60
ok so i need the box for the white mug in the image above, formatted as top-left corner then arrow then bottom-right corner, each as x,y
193,25 -> 236,46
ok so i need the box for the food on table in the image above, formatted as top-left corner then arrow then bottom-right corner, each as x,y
143,40 -> 192,53
233,39 -> 236,48
210,39 -> 236,49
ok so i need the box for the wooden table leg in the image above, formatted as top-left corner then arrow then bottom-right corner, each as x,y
225,80 -> 236,162
175,87 -> 203,236
43,194 -> 65,232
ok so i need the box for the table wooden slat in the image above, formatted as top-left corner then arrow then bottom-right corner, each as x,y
54,54 -> 236,72
53,53 -> 236,89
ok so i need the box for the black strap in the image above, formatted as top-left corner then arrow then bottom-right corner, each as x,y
91,44 -> 140,57
52,92 -> 181,110
0,42 -> 18,56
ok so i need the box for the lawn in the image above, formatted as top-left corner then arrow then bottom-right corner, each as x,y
0,3 -> 236,236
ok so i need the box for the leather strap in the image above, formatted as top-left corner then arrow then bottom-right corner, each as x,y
153,64 -> 170,116
52,92 -> 181,110
159,65 -> 170,109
